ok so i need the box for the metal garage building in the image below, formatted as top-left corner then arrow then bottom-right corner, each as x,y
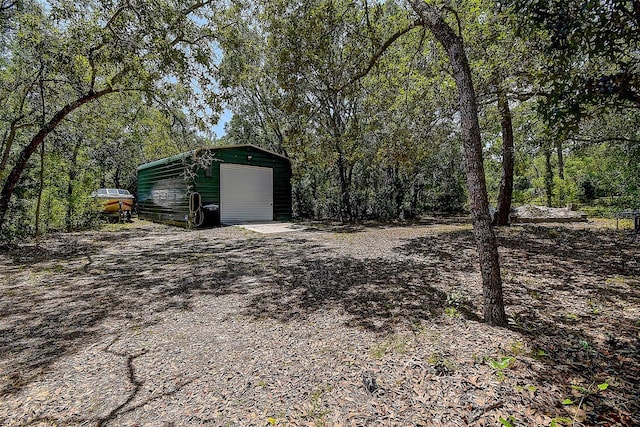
136,145 -> 292,227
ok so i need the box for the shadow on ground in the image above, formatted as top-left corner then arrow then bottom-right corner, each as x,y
1,226 -> 454,398
498,225 -> 639,425
1,222 -> 638,425
300,216 -> 471,234
396,223 -> 639,425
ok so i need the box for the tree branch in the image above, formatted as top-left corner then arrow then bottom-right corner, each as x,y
570,136 -> 640,145
181,0 -> 215,18
0,0 -> 17,13
337,20 -> 423,92
0,86 -> 121,228
442,6 -> 463,38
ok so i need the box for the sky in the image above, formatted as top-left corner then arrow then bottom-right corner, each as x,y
212,109 -> 233,138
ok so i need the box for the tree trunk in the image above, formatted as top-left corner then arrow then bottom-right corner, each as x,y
336,146 -> 352,222
494,87 -> 515,226
410,177 -> 420,219
66,169 -> 75,231
66,140 -> 82,231
0,88 -> 116,231
0,118 -> 22,180
556,141 -> 564,179
392,168 -> 405,219
544,147 -> 553,207
409,0 -> 506,326
556,141 -> 566,204
34,139 -> 45,237
35,72 -> 46,237
113,167 -> 121,189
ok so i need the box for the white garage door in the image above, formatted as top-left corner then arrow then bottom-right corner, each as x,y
220,163 -> 273,223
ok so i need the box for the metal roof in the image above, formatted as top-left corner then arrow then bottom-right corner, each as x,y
137,144 -> 290,172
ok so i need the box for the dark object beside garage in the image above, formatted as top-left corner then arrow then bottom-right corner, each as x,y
202,204 -> 220,227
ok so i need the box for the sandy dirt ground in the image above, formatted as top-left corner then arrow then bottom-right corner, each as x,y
0,219 -> 638,426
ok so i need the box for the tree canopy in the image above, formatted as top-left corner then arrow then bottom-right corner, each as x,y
2,0 -> 640,326
505,0 -> 640,125
0,0 -> 223,230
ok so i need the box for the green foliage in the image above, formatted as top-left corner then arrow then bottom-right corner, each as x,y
446,290 -> 469,308
561,380 -> 611,420
487,123 -> 640,212
302,383 -> 333,425
427,351 -> 458,375
486,356 -> 514,380
219,0 -> 471,220
0,0 -> 222,235
370,334 -> 410,359
505,0 -> 640,129
498,416 -> 517,427
509,340 -> 524,356
4,0 -> 639,235
444,306 -> 460,318
587,299 -> 601,316
1,89 -> 202,238
532,348 -> 548,359
549,417 -> 572,427
577,339 -> 598,358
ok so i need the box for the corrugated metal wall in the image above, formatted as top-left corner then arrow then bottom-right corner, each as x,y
137,145 -> 292,226
137,152 -> 193,226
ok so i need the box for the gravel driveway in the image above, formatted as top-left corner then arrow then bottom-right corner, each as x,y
1,220 -> 638,426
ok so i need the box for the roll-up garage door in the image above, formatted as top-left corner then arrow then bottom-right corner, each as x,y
220,163 -> 273,223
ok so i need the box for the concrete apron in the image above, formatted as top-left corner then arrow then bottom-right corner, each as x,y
233,222 -> 306,234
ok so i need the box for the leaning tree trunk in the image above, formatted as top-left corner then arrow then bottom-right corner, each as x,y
409,0 -> 506,326
494,87 -> 515,226
34,139 -> 45,237
0,88 -> 116,231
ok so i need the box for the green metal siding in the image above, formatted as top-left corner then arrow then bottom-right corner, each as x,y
137,153 -> 193,226
137,145 -> 292,226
